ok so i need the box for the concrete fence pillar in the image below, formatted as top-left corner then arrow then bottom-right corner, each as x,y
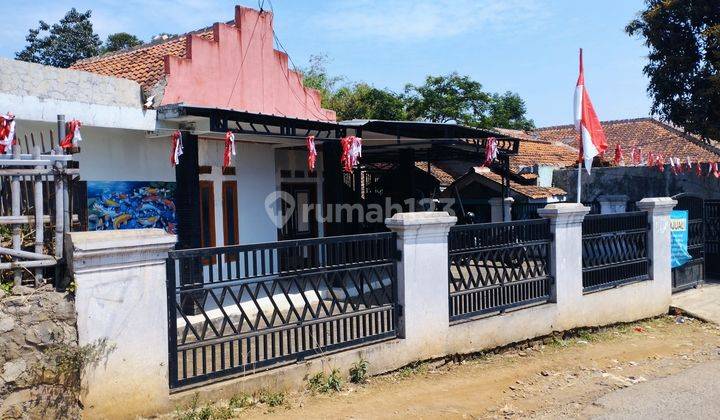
67,229 -> 176,419
386,212 -> 456,355
637,197 -> 676,303
489,197 -> 514,222
598,194 -> 628,214
537,203 -> 590,324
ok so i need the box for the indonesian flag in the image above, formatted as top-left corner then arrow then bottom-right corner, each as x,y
630,147 -> 641,165
60,119 -> 82,149
306,135 -> 317,172
170,130 -> 183,167
669,157 -> 678,175
696,161 -> 703,177
0,112 -> 16,154
613,144 -> 623,166
574,49 -> 608,174
223,131 -> 235,168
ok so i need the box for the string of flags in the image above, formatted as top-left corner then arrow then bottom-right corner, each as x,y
615,146 -> 720,177
0,112 -> 16,154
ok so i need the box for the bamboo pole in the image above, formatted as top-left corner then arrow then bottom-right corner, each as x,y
33,145 -> 44,285
53,147 -> 64,262
0,246 -> 55,260
11,145 -> 21,285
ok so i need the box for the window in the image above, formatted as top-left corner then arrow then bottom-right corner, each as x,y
222,181 -> 239,246
199,181 -> 216,264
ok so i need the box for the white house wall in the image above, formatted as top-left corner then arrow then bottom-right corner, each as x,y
236,142 -> 279,244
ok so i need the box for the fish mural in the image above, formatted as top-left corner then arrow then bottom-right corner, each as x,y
87,181 -> 177,234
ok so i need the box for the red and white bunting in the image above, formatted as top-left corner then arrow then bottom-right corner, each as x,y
340,136 -> 362,173
483,137 -> 498,166
613,144 -> 623,166
714,162 -> 720,179
60,119 -> 82,149
306,135 -> 317,173
223,131 -> 236,168
655,154 -> 665,172
647,152 -> 654,168
708,162 -> 714,178
669,157 -> 678,174
0,112 -> 16,154
696,161 -> 703,177
169,130 -> 183,167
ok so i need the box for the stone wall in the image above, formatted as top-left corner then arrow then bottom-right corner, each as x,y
0,285 -> 79,419
552,166 -> 720,202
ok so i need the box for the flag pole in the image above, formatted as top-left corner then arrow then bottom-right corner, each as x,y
576,161 -> 582,203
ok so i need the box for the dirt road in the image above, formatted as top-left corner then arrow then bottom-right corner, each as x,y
174,315 -> 720,419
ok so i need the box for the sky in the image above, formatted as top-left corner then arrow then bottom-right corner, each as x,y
0,0 -> 652,127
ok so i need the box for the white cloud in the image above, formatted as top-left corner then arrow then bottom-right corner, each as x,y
315,0 -> 550,42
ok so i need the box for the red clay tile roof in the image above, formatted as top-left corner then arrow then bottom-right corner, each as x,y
414,162 -> 456,186
535,118 -> 720,164
511,139 -> 578,172
475,169 -> 567,199
69,28 -> 216,93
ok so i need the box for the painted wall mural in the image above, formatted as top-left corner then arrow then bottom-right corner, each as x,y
87,181 -> 177,234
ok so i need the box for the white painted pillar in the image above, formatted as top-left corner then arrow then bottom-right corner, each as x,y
637,197 -> 676,300
386,212 -> 456,355
490,197 -> 514,222
503,197 -> 514,222
67,229 -> 176,419
598,194 -> 628,214
537,203 -> 589,324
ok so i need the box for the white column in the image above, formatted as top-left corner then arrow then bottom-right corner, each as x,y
598,194 -> 628,214
637,197 -> 676,299
67,229 -> 176,419
386,212 -> 456,354
503,197 -> 514,221
537,203 -> 589,323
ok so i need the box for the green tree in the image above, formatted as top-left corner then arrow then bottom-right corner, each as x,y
403,72 -> 491,125
329,83 -> 406,121
300,54 -> 345,109
16,8 -> 101,68
102,32 -> 142,53
627,0 -> 720,141
482,92 -> 535,130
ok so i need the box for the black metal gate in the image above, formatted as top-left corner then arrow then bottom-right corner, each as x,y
705,199 -> 720,281
672,196 -> 705,292
166,232 -> 399,389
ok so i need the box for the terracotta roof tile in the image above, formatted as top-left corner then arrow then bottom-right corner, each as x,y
475,169 -> 567,199
535,118 -> 720,164
70,28 -> 216,92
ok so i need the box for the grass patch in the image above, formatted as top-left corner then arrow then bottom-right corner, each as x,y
308,369 -> 344,393
258,389 -> 285,407
349,358 -> 370,384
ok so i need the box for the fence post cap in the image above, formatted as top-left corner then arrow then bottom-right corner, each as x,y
636,197 -> 677,213
385,211 -> 457,228
537,202 -> 590,215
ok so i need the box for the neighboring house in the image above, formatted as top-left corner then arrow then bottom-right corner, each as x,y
535,117 -> 720,167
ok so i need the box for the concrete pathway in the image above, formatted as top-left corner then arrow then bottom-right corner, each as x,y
590,360 -> 720,419
671,282 -> 720,324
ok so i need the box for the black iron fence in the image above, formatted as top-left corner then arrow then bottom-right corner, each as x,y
448,219 -> 552,323
671,218 -> 704,292
581,211 -> 650,292
166,232 -> 399,388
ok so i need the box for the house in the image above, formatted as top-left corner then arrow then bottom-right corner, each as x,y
0,5 -> 524,255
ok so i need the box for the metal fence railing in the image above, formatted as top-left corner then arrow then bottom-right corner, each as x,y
581,211 -> 650,293
672,218 -> 704,292
166,232 -> 399,389
447,219 -> 552,323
